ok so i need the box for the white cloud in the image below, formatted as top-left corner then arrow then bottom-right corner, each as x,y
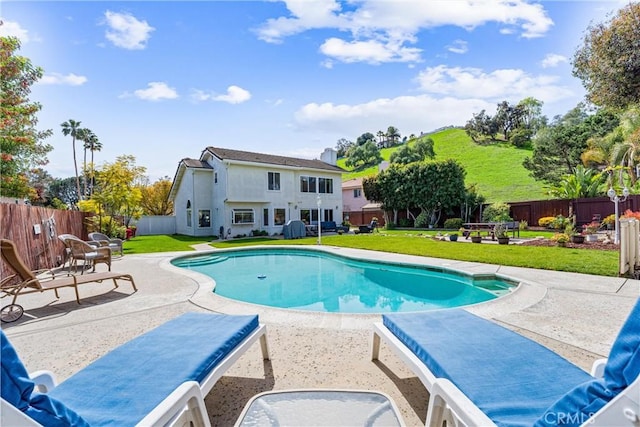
415,65 -> 573,103
104,11 -> 155,50
192,85 -> 251,104
294,94 -> 494,136
541,53 -> 568,68
319,38 -> 421,64
129,82 -> 178,101
0,20 -> 32,43
38,73 -> 88,86
447,39 -> 468,54
255,0 -> 553,64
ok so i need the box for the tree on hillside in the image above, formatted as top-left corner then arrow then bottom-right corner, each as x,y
389,137 -> 435,164
385,126 -> 400,147
573,2 -> 640,109
345,140 -> 382,169
335,138 -> 354,157
61,119 -> 83,200
494,100 -> 523,141
140,177 -> 174,215
356,132 -> 376,146
464,110 -> 497,143
0,36 -> 53,199
523,104 -> 619,184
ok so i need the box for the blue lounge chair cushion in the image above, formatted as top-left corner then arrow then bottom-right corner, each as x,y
1,331 -> 90,427
383,310 -> 593,427
535,297 -> 640,426
48,312 -> 259,426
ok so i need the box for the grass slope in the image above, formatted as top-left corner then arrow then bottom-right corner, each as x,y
339,128 -> 548,203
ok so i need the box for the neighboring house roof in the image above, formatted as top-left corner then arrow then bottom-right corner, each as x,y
342,178 -> 363,190
203,147 -> 344,173
168,158 -> 214,201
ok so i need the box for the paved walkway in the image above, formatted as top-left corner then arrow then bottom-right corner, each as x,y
2,245 -> 638,426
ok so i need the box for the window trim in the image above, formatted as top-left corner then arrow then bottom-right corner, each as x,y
232,208 -> 255,225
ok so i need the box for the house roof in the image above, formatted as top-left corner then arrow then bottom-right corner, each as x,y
203,147 -> 344,173
168,158 -> 213,201
342,178 -> 363,189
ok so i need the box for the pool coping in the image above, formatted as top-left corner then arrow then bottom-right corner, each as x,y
161,245 -> 548,330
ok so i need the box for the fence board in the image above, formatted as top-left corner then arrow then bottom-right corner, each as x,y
0,203 -> 89,278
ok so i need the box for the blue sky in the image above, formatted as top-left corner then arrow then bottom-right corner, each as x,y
1,0 -> 628,182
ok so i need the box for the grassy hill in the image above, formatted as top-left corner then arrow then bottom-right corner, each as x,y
338,128 -> 548,203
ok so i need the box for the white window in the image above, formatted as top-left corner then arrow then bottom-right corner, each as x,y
274,208 -> 286,225
300,176 -> 316,193
319,178 -> 333,194
353,189 -> 362,198
232,209 -> 254,224
268,172 -> 280,190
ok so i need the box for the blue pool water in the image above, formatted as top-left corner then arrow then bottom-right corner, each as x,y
171,248 -> 515,314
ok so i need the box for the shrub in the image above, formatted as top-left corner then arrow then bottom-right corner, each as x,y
414,212 -> 429,228
444,218 -> 463,230
518,220 -> 528,230
482,202 -> 512,222
549,215 -> 570,230
398,218 -> 413,227
385,222 -> 396,230
538,216 -> 555,228
602,214 -> 615,225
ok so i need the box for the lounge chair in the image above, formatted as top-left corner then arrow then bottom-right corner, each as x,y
60,235 -> 112,274
0,312 -> 270,426
371,299 -> 640,426
89,232 -> 124,257
0,239 -> 136,322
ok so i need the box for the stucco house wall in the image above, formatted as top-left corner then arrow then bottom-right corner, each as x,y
169,147 -> 343,238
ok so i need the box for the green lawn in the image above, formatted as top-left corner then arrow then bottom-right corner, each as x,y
125,233 -> 619,277
339,128 -> 548,203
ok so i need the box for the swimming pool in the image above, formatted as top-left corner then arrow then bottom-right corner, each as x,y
171,248 -> 516,314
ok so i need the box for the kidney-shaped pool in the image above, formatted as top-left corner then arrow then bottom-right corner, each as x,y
171,247 -> 517,314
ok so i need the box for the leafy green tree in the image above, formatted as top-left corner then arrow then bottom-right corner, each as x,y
573,2 -> 640,109
0,36 -> 53,198
403,160 -> 466,227
60,119 -> 83,200
385,126 -> 400,147
26,167 -> 53,206
548,165 -> 605,199
609,107 -> 640,185
464,110 -> 497,143
356,132 -> 376,146
389,138 -> 435,164
335,138 -> 353,158
139,177 -> 174,215
517,97 -> 545,133
48,177 -> 79,207
460,184 -> 485,223
344,140 -> 382,169
81,155 -> 147,227
523,104 -> 619,184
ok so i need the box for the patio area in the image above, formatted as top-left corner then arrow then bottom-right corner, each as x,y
2,245 -> 638,426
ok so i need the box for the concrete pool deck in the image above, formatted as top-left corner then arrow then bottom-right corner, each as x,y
2,245 -> 638,426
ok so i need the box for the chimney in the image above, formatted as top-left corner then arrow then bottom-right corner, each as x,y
320,148 -> 337,165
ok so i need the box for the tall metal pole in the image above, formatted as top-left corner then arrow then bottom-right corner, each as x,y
316,195 -> 322,245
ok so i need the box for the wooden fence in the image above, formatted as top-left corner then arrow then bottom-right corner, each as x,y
0,203 -> 89,277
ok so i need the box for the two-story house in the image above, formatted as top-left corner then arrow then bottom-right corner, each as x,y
168,147 -> 344,237
342,177 -> 384,226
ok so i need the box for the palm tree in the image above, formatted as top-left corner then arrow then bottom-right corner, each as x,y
61,119 -> 83,200
610,107 -> 640,185
87,134 -> 102,197
386,126 -> 400,147
80,129 -> 99,197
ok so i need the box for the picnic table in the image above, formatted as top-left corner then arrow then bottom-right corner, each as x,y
462,222 -> 520,240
